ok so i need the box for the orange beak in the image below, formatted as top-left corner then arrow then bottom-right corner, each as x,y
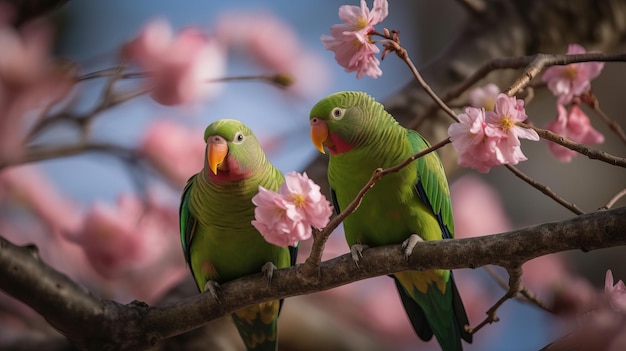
207,139 -> 228,175
310,118 -> 328,154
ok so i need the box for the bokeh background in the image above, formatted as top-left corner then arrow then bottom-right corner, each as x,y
1,1 -> 624,350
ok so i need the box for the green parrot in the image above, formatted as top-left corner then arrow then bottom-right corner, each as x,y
179,119 -> 297,351
309,92 -> 472,351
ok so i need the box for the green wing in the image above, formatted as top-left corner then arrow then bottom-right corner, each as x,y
179,175 -> 198,275
407,130 -> 454,239
406,129 -> 473,346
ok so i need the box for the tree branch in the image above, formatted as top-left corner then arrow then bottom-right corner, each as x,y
1,206 -> 624,350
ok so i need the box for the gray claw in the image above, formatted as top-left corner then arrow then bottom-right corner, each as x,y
402,234 -> 424,262
261,262 -> 278,287
203,280 -> 221,304
350,244 -> 369,268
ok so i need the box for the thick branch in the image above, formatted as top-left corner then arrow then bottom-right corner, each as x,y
1,206 -> 624,350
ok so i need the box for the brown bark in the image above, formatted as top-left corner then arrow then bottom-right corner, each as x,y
0,207 -> 624,350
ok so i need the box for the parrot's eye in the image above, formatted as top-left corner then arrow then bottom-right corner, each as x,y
331,107 -> 345,120
234,132 -> 244,143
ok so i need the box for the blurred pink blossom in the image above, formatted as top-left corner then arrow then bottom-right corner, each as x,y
123,18 -> 226,106
451,175 -> 570,297
605,269 -> 626,312
550,276 -> 598,315
215,12 -> 299,72
0,14 -> 72,162
0,165 -> 81,234
140,119 -> 205,184
522,254 -> 569,297
449,94 -> 539,172
450,175 -> 511,238
542,44 -> 604,104
252,172 -> 332,247
468,83 -> 499,111
214,12 -> 329,96
321,0 -> 388,79
547,271 -> 626,351
70,193 -> 187,301
545,103 -> 604,162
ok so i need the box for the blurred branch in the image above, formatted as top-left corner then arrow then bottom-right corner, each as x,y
5,0 -> 70,25
0,142 -> 139,169
483,266 -> 554,312
1,206 -> 624,350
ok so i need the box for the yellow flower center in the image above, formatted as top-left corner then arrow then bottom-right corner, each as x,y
500,115 -> 514,132
564,65 -> 578,79
356,16 -> 368,29
292,193 -> 306,207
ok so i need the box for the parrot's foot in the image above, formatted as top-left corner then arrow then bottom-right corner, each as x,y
401,234 -> 424,262
350,244 -> 369,268
203,280 -> 221,304
261,262 -> 278,287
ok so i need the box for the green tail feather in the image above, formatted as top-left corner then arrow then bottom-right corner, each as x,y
231,300 -> 281,351
393,273 -> 472,351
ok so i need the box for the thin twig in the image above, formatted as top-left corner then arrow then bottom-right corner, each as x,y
504,164 -> 584,215
519,122 -> 626,168
600,188 -> 626,210
483,266 -> 554,313
504,52 -> 626,96
375,31 -> 459,122
583,93 -> 626,145
468,266 -> 522,334
410,52 -> 626,129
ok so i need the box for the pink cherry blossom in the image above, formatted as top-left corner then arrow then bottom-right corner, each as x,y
279,172 -> 333,229
468,83 -> 500,111
605,269 -> 626,312
123,19 -> 226,106
252,186 -> 306,247
252,172 -> 332,247
0,15 -> 72,162
448,106 -> 500,172
486,94 -> 539,164
542,44 -> 605,104
140,119 -> 205,185
450,94 -> 539,172
214,12 -> 329,97
321,0 -> 389,79
545,103 -> 604,162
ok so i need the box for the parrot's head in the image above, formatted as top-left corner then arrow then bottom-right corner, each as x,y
203,119 -> 264,181
309,91 -> 384,156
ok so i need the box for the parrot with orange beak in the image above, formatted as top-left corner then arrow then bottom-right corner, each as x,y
309,92 -> 472,351
179,119 -> 296,351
